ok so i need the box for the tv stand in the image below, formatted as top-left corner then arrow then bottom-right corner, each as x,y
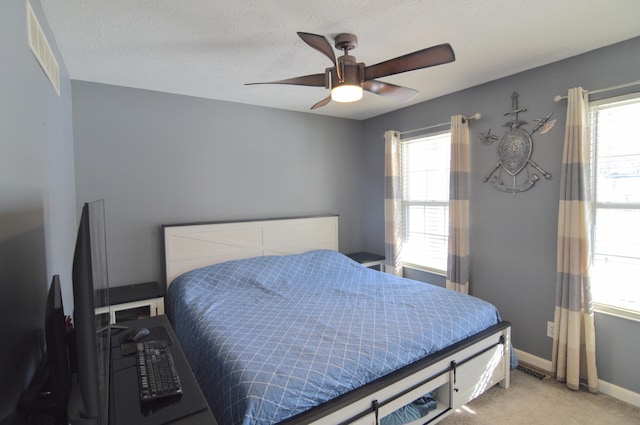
108,315 -> 216,425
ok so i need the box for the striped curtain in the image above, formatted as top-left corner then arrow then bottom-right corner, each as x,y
446,115 -> 470,294
552,87 -> 598,392
384,130 -> 403,276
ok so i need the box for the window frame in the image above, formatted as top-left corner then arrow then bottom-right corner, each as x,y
399,130 -> 451,275
589,92 -> 640,322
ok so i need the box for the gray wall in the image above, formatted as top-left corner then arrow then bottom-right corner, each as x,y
71,82 -> 364,288
2,1 -> 638,417
361,37 -> 640,394
0,0 -> 76,420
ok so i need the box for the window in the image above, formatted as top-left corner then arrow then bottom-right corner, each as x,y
400,131 -> 451,273
590,94 -> 640,318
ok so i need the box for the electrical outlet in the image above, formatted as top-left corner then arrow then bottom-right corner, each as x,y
547,321 -> 554,338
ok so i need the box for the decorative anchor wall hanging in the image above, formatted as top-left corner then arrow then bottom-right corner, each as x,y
480,92 -> 556,196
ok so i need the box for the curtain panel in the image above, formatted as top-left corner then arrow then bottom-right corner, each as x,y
384,130 -> 403,276
446,115 -> 470,294
552,87 -> 598,392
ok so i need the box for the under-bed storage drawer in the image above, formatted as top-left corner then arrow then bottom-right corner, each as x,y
451,343 -> 506,407
375,371 -> 451,425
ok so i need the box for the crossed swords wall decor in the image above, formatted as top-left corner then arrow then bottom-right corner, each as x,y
479,92 -> 556,196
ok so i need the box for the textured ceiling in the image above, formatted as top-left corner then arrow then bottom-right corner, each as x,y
41,0 -> 640,120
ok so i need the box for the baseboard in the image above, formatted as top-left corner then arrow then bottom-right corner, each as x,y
598,380 -> 640,408
513,349 -> 552,374
514,348 -> 640,408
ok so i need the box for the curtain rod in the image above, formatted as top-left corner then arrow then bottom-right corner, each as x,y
553,79 -> 640,102
399,113 -> 481,136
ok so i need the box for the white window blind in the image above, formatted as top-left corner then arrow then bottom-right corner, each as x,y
400,131 -> 451,272
590,94 -> 640,318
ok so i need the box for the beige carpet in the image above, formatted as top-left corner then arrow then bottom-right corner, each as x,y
439,369 -> 640,425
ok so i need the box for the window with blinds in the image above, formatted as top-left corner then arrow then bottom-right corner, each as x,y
400,131 -> 451,273
590,94 -> 640,318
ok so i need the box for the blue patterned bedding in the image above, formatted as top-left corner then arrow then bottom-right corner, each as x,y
167,250 -> 505,425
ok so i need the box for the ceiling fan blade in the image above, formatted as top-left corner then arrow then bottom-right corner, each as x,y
362,80 -> 419,102
297,32 -> 337,65
364,43 -> 455,81
245,73 -> 326,87
311,96 -> 331,110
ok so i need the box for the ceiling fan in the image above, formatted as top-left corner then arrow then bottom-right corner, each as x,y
246,32 -> 455,110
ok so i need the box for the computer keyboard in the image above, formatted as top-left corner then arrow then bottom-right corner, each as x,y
136,340 -> 183,402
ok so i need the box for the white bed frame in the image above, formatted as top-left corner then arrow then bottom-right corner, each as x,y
163,216 -> 339,287
162,216 -> 511,425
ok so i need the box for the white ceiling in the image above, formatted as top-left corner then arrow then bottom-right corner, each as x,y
41,0 -> 640,121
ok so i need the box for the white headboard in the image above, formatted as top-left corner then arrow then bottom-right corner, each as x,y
163,215 -> 339,287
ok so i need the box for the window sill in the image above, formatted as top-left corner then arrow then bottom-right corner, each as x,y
593,303 -> 640,323
402,262 -> 446,277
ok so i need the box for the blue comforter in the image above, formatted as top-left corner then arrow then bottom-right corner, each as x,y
167,250 -> 505,425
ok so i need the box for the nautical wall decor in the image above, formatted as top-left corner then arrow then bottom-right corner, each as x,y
480,92 -> 556,195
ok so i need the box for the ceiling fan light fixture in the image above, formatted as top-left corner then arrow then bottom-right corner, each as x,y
247,32 -> 455,110
331,84 -> 363,103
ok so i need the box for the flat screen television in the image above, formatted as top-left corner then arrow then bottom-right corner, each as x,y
18,275 -> 72,424
44,274 -> 71,422
69,200 -> 111,425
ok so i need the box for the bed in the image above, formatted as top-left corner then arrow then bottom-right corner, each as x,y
163,216 -> 513,425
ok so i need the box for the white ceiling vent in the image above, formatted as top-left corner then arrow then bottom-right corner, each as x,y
27,1 -> 60,95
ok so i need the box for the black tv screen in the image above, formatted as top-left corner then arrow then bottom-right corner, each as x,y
69,200 -> 110,425
44,274 -> 71,422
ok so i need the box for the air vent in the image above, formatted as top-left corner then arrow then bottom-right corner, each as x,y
26,1 -> 60,95
516,364 -> 550,380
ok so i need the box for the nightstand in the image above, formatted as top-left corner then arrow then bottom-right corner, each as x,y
346,252 -> 385,271
95,281 -> 165,324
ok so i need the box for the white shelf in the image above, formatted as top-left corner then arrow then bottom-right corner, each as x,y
95,297 -> 165,324
95,282 -> 165,324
